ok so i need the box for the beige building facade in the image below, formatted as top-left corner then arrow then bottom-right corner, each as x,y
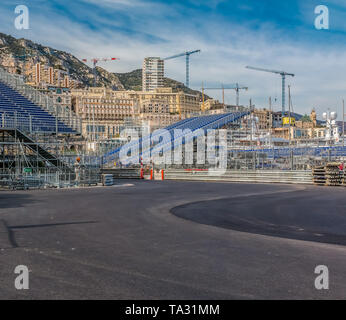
72,87 -> 137,139
71,87 -> 199,139
28,63 -> 80,89
127,87 -> 200,116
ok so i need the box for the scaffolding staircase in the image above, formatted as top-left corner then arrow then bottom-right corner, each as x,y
1,128 -> 73,172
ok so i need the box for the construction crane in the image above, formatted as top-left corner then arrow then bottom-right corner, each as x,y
202,83 -> 248,109
246,66 -> 294,115
164,50 -> 201,88
82,57 -> 120,87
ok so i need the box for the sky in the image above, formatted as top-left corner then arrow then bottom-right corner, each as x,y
1,0 -> 346,119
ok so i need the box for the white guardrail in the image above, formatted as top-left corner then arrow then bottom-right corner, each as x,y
163,169 -> 313,185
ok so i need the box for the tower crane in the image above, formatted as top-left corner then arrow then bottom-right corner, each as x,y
246,66 -> 294,115
164,50 -> 201,88
202,83 -> 248,109
82,57 -> 120,87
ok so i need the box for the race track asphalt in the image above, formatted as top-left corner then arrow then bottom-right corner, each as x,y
0,180 -> 345,299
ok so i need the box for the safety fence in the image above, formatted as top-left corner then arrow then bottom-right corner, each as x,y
0,173 -> 74,190
0,166 -> 100,190
163,169 -> 314,185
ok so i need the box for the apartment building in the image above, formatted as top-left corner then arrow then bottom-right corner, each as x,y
138,98 -> 180,130
71,87 -> 201,139
46,87 -> 72,112
201,99 -> 224,112
71,87 -> 138,139
29,63 -> 79,88
127,87 -> 200,116
142,57 -> 164,92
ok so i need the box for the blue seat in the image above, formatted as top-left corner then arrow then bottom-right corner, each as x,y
0,81 -> 75,134
102,111 -> 249,164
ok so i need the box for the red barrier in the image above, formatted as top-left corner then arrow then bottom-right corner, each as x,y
140,168 -> 144,179
161,170 -> 164,181
150,169 -> 153,180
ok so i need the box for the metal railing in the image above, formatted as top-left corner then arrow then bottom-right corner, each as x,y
0,67 -> 82,133
0,172 -> 74,190
163,169 -> 313,185
0,112 -> 75,134
100,168 -> 140,179
0,166 -> 101,190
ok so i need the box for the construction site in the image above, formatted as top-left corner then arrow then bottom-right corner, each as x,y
1,42 -> 346,300
0,53 -> 345,190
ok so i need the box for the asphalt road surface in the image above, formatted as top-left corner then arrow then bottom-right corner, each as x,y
0,181 -> 345,299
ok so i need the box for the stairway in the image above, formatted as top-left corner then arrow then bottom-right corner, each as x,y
2,128 -> 73,172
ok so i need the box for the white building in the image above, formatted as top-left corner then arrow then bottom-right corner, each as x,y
142,57 -> 164,92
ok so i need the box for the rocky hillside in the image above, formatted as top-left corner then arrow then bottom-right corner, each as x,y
0,32 -> 124,89
0,32 -> 209,98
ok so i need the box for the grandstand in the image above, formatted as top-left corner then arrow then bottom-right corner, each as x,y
0,81 -> 75,134
0,68 -> 80,176
102,111 -> 249,165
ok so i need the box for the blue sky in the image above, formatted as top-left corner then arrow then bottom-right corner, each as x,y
1,0 -> 346,118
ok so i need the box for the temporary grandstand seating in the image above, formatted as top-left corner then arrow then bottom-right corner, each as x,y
0,80 -> 75,134
102,112 -> 249,165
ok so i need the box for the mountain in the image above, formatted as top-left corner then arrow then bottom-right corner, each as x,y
0,32 -> 209,98
0,32 -> 124,89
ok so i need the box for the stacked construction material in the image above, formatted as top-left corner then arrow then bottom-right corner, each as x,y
325,163 -> 343,186
313,165 -> 326,186
102,174 -> 114,186
313,163 -> 343,186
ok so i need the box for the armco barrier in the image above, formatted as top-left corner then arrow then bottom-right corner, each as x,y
163,169 -> 313,185
100,168 -> 141,179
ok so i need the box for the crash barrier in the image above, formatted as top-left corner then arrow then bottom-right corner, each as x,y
163,169 -> 313,185
100,168 -> 141,179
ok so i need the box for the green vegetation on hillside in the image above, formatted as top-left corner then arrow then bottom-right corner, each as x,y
115,68 -> 210,98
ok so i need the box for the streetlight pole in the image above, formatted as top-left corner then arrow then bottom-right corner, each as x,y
343,99 -> 345,147
288,85 -> 291,146
269,96 -> 272,148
